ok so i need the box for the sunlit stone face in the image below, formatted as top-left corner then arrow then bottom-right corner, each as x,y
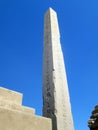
43,8 -> 74,130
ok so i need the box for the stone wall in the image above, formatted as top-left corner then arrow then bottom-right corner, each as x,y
0,87 -> 52,130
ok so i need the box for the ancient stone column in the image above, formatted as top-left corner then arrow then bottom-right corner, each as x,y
42,8 -> 74,130
88,105 -> 98,130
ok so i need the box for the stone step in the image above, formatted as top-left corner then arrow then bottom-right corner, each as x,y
0,99 -> 35,115
0,87 -> 22,105
0,107 -> 52,130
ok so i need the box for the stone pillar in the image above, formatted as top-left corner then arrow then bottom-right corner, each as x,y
88,105 -> 98,130
43,8 -> 74,130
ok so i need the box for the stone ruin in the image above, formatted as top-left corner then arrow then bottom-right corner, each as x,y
0,87 -> 52,130
88,105 -> 98,130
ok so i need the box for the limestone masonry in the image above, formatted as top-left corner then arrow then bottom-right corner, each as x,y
43,8 -> 74,130
0,87 -> 52,130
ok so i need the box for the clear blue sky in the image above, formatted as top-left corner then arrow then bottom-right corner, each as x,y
0,0 -> 98,130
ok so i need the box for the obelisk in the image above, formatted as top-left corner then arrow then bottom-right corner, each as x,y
43,8 -> 74,130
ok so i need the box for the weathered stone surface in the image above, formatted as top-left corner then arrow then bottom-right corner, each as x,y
0,99 -> 35,114
88,105 -> 98,130
0,87 -> 52,130
0,87 -> 22,105
43,8 -> 74,130
0,108 -> 52,130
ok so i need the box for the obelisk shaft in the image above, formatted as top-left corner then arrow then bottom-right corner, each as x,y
43,8 -> 74,130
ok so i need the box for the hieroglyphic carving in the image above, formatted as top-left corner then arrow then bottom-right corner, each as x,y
43,8 -> 74,130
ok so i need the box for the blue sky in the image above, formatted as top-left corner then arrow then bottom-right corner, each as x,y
0,0 -> 98,130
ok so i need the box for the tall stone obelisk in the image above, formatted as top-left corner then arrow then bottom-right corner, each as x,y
43,8 -> 74,130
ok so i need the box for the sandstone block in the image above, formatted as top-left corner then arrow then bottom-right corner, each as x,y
0,87 -> 22,105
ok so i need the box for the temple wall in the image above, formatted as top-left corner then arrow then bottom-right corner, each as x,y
0,87 -> 52,130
